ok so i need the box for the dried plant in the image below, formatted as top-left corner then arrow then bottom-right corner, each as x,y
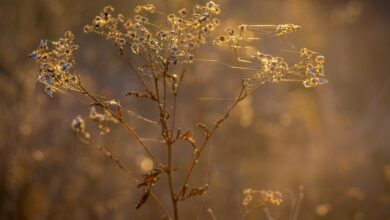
29,2 -> 327,219
242,188 -> 283,220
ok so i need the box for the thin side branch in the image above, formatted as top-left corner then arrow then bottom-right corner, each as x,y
178,86 -> 247,197
78,83 -> 164,168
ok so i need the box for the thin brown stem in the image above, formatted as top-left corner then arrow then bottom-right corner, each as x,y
97,145 -> 139,180
170,93 -> 178,134
121,55 -> 156,99
233,29 -> 243,67
150,193 -> 172,220
292,189 -> 304,220
167,141 -> 179,220
159,62 -> 179,219
78,83 -> 164,168
163,64 -> 168,121
178,86 -> 247,197
170,66 -> 188,134
95,145 -> 171,219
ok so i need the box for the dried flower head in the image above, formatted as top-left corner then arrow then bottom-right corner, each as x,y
71,115 -> 90,140
134,4 -> 156,14
83,2 -> 221,69
276,23 -> 301,36
242,188 -> 283,209
243,48 -> 327,92
29,31 -> 80,97
88,100 -> 121,135
213,22 -> 327,91
292,48 -> 328,88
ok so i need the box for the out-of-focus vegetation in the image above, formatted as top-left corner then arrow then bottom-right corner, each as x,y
1,0 -> 390,219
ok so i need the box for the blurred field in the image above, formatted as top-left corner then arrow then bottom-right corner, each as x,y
1,0 -> 390,219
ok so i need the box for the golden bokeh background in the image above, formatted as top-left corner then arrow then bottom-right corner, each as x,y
1,0 -> 389,219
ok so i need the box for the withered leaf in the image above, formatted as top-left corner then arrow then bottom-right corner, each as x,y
127,91 -> 152,98
137,168 -> 161,188
178,131 -> 196,148
181,184 -> 208,200
196,123 -> 210,136
136,191 -> 150,209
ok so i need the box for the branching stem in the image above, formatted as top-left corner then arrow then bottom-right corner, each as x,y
78,83 -> 164,168
178,86 -> 247,197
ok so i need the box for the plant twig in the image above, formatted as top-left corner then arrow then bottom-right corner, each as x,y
78,82 -> 164,168
178,86 -> 247,198
92,144 -> 172,219
121,54 -> 156,100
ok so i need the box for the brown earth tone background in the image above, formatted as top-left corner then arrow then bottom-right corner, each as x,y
1,0 -> 390,219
